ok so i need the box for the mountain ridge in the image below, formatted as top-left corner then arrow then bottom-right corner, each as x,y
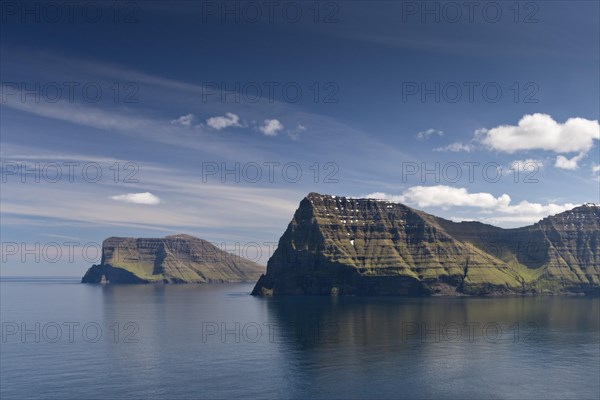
82,234 -> 265,284
252,193 -> 599,296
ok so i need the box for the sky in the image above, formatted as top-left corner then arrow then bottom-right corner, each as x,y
1,0 -> 599,276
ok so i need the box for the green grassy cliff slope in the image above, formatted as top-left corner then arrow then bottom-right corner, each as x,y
82,234 -> 264,284
252,193 -> 599,296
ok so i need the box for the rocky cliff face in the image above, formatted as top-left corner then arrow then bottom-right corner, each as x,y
82,234 -> 264,284
252,193 -> 599,296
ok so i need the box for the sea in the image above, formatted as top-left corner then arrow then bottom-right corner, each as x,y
1,277 -> 599,400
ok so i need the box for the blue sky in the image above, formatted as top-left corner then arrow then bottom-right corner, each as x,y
1,1 -> 599,276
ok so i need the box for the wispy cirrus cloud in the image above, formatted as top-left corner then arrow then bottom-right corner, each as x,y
0,88 -> 272,162
1,51 -> 416,180
1,149 -> 302,234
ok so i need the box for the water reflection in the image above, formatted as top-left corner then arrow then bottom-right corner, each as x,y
263,296 -> 599,348
2,281 -> 598,400
261,296 -> 600,399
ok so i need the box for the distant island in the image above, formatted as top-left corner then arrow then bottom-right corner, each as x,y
252,193 -> 600,296
82,234 -> 264,284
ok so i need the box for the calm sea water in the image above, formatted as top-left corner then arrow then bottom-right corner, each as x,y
1,278 -> 599,400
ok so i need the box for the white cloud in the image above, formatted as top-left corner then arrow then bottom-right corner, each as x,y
478,113 -> 599,154
366,186 -> 576,226
555,152 -> 586,170
0,92 -> 262,156
365,192 -> 406,203
206,112 -> 241,130
376,186 -> 511,208
170,113 -> 195,127
470,199 -> 576,225
3,163 -> 300,232
492,200 -> 575,216
433,142 -> 474,152
416,128 -> 444,140
111,192 -> 161,205
259,119 -> 284,136
510,159 -> 544,171
592,164 -> 600,182
287,124 -> 306,140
